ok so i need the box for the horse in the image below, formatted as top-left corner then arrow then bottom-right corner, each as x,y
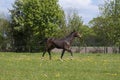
41,30 -> 81,60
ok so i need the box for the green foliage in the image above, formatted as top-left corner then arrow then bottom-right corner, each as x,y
2,0 -> 120,52
66,12 -> 96,46
89,0 -> 120,47
9,0 -> 65,52
89,17 -> 110,46
0,17 -> 9,51
80,25 -> 96,46
0,52 -> 120,80
67,12 -> 83,31
99,0 -> 120,46
66,12 -> 83,46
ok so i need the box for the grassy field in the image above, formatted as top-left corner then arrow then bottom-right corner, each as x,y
0,52 -> 120,80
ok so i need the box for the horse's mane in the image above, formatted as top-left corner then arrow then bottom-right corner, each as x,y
65,31 -> 75,38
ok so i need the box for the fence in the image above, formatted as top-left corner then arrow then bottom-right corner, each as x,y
0,45 -> 120,53
52,47 -> 120,53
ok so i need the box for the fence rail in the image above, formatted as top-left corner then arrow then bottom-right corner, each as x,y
52,47 -> 120,53
0,46 -> 120,53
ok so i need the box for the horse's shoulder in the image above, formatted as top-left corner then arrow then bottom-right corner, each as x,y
64,40 -> 70,45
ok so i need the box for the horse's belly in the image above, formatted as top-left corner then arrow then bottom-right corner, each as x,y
54,45 -> 63,49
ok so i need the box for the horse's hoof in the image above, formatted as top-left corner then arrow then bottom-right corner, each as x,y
70,57 -> 73,60
60,59 -> 64,62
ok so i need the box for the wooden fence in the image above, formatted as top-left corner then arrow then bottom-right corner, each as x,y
52,47 -> 120,53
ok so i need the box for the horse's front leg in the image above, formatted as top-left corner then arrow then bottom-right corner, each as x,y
69,49 -> 73,59
64,43 -> 73,59
42,50 -> 46,57
65,48 -> 73,59
48,50 -> 52,60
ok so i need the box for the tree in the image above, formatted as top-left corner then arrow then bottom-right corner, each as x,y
9,0 -> 65,52
66,12 -> 95,46
99,0 -> 120,46
65,12 -> 82,46
89,17 -> 113,46
67,12 -> 83,31
0,15 -> 9,51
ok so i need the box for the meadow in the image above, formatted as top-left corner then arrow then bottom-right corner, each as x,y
0,52 -> 120,80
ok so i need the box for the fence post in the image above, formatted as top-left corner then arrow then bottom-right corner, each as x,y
118,46 -> 120,53
85,46 -> 87,53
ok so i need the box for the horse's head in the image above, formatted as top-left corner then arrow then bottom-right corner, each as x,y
72,31 -> 82,38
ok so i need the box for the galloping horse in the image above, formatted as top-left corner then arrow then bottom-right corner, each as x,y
42,30 -> 81,60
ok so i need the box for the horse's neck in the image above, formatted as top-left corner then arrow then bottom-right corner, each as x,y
65,34 -> 75,44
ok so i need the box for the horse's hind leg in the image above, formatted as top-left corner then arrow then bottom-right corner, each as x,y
70,50 -> 73,59
61,49 -> 65,59
41,50 -> 46,60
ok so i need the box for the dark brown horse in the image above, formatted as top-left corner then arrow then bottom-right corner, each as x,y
42,31 -> 81,60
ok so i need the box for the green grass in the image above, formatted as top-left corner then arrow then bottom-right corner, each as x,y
0,52 -> 120,80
